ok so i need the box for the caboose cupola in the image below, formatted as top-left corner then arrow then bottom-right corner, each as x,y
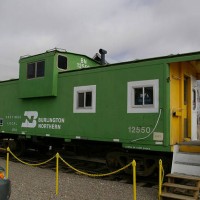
19,49 -> 99,98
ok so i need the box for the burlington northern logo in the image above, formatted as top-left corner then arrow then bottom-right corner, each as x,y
21,111 -> 38,128
21,111 -> 65,130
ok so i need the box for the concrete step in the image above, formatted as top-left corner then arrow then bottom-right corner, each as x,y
171,148 -> 200,176
173,152 -> 200,164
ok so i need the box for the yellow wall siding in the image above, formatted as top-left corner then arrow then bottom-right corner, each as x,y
170,63 -> 181,144
170,62 -> 197,145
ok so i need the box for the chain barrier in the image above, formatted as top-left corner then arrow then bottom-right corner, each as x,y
0,147 -> 6,151
1,147 -> 166,200
59,154 -> 132,177
8,148 -> 56,167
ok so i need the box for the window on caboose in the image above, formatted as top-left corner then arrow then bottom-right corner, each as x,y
58,55 -> 67,70
134,87 -> 153,106
78,92 -> 92,108
127,79 -> 159,113
27,61 -> 45,79
73,85 -> 96,113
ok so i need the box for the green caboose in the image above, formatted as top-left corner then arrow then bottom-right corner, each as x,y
0,49 -> 199,176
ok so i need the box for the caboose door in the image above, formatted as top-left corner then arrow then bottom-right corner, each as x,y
170,61 -> 200,144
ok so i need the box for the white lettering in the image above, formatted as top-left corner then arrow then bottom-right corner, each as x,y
38,123 -> 61,130
21,111 -> 64,130
128,126 -> 151,134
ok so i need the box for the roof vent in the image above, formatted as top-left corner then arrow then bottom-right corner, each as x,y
99,49 -> 107,65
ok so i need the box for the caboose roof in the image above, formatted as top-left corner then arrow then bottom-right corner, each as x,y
19,48 -> 99,64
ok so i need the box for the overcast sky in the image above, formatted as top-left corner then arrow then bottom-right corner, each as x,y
0,0 -> 200,80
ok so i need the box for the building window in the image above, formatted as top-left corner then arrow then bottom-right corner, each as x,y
58,55 -> 67,70
127,79 -> 159,113
0,118 -> 3,126
73,85 -> 96,113
27,61 -> 45,79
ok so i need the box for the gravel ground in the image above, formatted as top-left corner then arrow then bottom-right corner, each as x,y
0,158 -> 158,200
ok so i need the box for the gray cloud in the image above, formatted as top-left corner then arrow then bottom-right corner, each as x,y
0,0 -> 200,80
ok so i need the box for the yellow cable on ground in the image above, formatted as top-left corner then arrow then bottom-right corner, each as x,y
9,149 -> 56,167
59,155 -> 132,177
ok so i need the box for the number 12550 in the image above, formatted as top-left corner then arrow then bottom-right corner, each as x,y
128,126 -> 151,134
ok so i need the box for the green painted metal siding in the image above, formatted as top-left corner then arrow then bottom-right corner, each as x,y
3,50 -> 200,152
59,62 -> 167,151
0,60 -> 169,152
2,50 -> 200,153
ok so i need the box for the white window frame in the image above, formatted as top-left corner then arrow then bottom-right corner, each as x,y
73,85 -> 96,113
127,79 -> 159,113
